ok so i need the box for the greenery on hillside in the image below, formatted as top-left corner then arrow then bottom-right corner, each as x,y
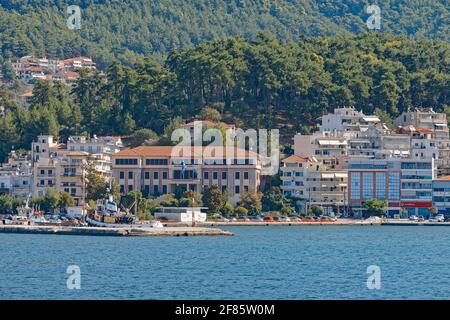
0,1 -> 448,66
0,33 -> 448,162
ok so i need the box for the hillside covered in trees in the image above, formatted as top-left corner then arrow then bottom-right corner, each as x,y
0,33 -> 448,162
0,0 -> 448,66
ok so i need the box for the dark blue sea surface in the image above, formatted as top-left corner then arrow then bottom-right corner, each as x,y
1,226 -> 449,299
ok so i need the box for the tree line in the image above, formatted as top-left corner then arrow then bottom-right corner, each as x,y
0,33 -> 449,163
0,0 -> 448,68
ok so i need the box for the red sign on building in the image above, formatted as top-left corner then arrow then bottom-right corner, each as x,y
400,201 -> 432,208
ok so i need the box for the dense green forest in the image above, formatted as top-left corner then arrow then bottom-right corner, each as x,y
0,1 -> 448,66
0,34 -> 448,162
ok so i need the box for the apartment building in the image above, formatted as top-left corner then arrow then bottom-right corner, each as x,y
394,108 -> 449,139
0,152 -> 33,199
348,158 -> 435,217
319,107 -> 380,133
31,135 -> 122,203
62,57 -> 96,72
432,176 -> 450,218
112,146 -> 261,205
280,155 -> 347,215
67,135 -> 123,174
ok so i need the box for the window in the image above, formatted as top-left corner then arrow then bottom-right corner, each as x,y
146,159 -> 168,165
221,186 -> 227,193
115,158 -> 138,165
388,172 -> 400,200
362,172 -> 373,200
162,185 -> 167,194
120,185 -> 125,193
375,172 -> 386,199
162,172 -> 168,179
235,186 -> 240,194
204,171 -> 209,179
350,172 -> 361,200
128,185 -> 133,192
119,171 -> 125,179
153,186 -> 159,194
64,168 -> 76,176
40,170 -> 45,175
213,172 -> 218,180
154,172 -> 159,179
244,172 -> 249,180
128,172 -> 133,179
222,172 -> 227,179
145,172 -> 150,179
244,186 -> 249,192
235,172 -> 240,179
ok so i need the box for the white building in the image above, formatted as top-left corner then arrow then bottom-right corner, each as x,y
394,108 -> 449,139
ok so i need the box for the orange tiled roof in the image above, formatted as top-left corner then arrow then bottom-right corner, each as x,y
435,175 -> 450,181
282,155 -> 309,164
114,146 -> 256,158
63,57 -> 94,64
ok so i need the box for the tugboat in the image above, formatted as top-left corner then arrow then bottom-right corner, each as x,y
86,195 -> 163,228
87,195 -> 135,226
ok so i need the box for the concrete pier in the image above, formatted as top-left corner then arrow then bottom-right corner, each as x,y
0,224 -> 233,237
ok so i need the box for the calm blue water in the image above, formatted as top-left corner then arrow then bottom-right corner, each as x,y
1,226 -> 449,300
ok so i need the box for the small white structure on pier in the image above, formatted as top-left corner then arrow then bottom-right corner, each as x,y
155,207 -> 207,223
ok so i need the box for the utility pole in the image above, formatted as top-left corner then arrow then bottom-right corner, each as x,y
191,195 -> 196,227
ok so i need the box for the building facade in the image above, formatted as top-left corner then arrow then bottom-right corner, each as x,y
280,155 -> 347,215
112,146 -> 261,205
432,176 -> 450,218
30,135 -> 122,204
348,158 -> 435,217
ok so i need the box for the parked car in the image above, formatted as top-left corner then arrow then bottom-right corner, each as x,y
279,217 -> 291,222
263,216 -> 274,222
409,215 -> 419,221
418,216 -> 425,222
429,214 -> 445,222
250,216 -> 263,222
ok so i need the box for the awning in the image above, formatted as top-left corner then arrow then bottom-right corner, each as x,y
335,173 -> 348,178
362,116 -> 380,122
318,140 -> 347,146
321,173 -> 335,179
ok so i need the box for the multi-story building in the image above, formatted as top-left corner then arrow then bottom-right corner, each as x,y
67,135 -> 123,174
348,158 -> 435,217
319,107 -> 380,133
62,57 -> 96,72
432,176 -> 450,218
0,151 -> 33,199
112,146 -> 261,205
280,155 -> 347,215
31,135 -> 122,202
394,108 -> 449,139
